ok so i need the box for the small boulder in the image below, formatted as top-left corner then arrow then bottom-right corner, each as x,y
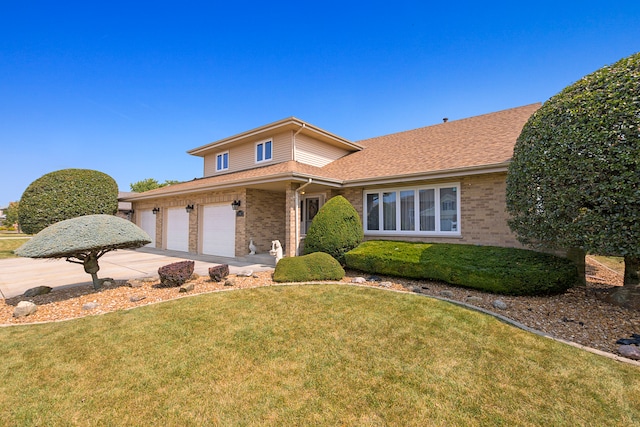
179,283 -> 195,293
23,286 -> 52,297
618,345 -> 640,360
224,277 -> 236,287
492,299 -> 508,310
367,276 -> 381,282
466,296 -> 483,304
209,264 -> 230,282
379,282 -> 392,288
13,301 -> 37,317
130,295 -> 146,302
237,269 -> 254,277
82,302 -> 100,311
439,290 -> 454,298
351,277 -> 367,284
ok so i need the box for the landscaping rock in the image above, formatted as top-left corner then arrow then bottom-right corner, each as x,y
367,276 -> 381,282
618,345 -> 640,360
23,286 -> 52,297
179,283 -> 195,293
237,270 -> 254,277
127,280 -> 144,288
466,296 -> 483,304
379,282 -> 392,288
208,264 -> 229,281
129,295 -> 146,302
158,261 -> 195,287
224,277 -> 236,287
351,277 -> 367,284
493,299 -> 508,310
439,290 -> 454,298
82,302 -> 100,311
13,301 -> 37,317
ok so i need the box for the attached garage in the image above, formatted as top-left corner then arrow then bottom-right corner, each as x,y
166,208 -> 190,252
201,204 -> 236,257
138,210 -> 157,247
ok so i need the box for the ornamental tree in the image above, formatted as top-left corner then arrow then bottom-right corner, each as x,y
15,214 -> 151,289
130,178 -> 180,192
506,52 -> 640,287
19,169 -> 118,234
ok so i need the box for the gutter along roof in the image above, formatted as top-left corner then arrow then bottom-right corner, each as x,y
123,104 -> 540,201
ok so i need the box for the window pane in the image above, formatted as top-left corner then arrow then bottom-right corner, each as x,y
257,144 -> 263,162
223,153 -> 229,169
217,155 -> 222,170
419,189 -> 435,231
366,194 -> 379,230
383,192 -> 396,230
400,190 -> 414,231
265,141 -> 272,159
440,187 -> 458,231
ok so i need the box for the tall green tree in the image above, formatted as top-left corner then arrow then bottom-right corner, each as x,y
506,52 -> 640,287
130,178 -> 180,192
19,169 -> 118,235
3,201 -> 19,227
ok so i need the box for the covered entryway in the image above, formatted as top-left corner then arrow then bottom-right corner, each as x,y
201,204 -> 236,257
166,208 -> 190,252
138,209 -> 156,247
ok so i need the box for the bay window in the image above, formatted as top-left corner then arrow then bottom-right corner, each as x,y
364,184 -> 460,235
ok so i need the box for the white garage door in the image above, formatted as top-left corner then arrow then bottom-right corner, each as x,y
166,208 -> 189,252
202,204 -> 236,257
138,210 -> 156,247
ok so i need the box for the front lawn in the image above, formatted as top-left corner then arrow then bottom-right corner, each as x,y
0,237 -> 29,259
0,285 -> 637,425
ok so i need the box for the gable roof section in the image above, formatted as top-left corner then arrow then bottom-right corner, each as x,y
187,117 -> 363,157
123,104 -> 540,201
320,103 -> 541,184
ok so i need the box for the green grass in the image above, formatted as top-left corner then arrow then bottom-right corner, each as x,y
0,237 -> 29,259
590,255 -> 625,275
1,285 -> 638,426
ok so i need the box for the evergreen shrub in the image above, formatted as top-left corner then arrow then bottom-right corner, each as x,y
344,241 -> 579,295
302,195 -> 363,264
19,168 -> 118,235
273,252 -> 345,283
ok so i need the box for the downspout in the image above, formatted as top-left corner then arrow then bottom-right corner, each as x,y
292,123 -> 306,162
295,178 -> 313,256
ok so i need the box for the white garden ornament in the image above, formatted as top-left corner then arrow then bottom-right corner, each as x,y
269,240 -> 283,264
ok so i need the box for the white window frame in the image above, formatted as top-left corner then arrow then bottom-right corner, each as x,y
255,139 -> 273,164
363,183 -> 461,236
216,151 -> 229,172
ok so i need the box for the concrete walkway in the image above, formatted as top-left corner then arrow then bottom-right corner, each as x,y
0,247 -> 275,299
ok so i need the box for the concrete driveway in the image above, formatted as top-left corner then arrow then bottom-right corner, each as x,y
0,247 -> 275,299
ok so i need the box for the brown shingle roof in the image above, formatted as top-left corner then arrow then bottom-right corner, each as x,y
124,104 -> 539,201
321,103 -> 540,182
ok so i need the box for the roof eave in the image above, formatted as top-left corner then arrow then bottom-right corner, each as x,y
341,162 -> 511,187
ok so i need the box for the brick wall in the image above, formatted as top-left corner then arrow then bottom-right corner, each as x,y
245,189 -> 286,256
337,172 -> 523,249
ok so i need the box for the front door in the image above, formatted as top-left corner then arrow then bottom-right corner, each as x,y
300,196 -> 321,235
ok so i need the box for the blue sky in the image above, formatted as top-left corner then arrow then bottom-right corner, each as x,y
1,1 -> 639,206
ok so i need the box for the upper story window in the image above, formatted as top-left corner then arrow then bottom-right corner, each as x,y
256,140 -> 273,163
364,183 -> 460,235
216,151 -> 229,172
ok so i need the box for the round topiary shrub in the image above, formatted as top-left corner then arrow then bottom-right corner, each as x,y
19,169 -> 119,234
273,252 -> 345,283
302,195 -> 363,264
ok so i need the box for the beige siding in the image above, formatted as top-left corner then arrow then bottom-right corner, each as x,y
203,131 -> 293,177
294,133 -> 351,167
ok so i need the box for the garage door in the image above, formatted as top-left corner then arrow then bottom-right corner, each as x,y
202,204 -> 235,257
166,207 -> 189,252
138,210 -> 156,247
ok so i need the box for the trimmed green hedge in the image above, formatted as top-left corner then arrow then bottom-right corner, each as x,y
19,169 -> 118,234
302,195 -> 363,265
344,241 -> 580,295
273,252 -> 345,283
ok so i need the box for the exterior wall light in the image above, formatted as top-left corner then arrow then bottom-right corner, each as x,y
152,207 -> 160,214
231,200 -> 241,210
186,204 -> 194,213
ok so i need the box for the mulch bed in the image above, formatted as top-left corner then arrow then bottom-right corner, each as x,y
1,257 -> 638,357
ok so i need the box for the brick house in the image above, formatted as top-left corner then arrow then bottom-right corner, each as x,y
122,103 -> 540,259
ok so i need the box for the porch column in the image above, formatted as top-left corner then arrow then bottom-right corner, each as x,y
284,182 -> 297,257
